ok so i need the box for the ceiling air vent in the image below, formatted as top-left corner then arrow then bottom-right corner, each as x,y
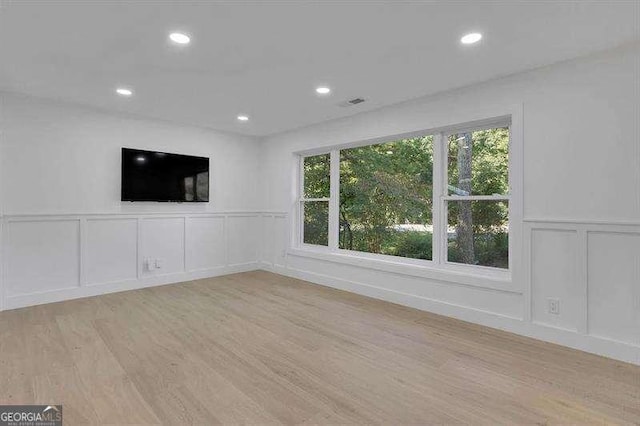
338,97 -> 366,107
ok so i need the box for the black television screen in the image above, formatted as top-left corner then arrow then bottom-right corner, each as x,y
121,148 -> 209,202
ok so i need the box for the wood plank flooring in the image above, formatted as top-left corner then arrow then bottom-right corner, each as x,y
1,271 -> 638,425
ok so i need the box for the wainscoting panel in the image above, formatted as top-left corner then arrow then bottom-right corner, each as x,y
523,220 -> 640,363
588,231 -> 640,346
227,215 -> 260,266
141,217 -> 185,276
85,218 -> 138,286
260,215 -> 275,266
272,215 -> 288,268
5,219 -> 80,296
260,214 -> 288,270
185,216 -> 226,271
530,228 -> 580,331
1,212 -> 274,311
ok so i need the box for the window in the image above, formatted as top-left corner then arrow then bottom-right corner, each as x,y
300,153 -> 330,246
445,128 -> 509,269
298,119 -> 513,273
339,136 -> 434,260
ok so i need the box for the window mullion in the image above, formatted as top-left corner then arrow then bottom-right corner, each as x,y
442,195 -> 510,201
298,157 -> 305,247
432,133 -> 445,265
328,149 -> 340,251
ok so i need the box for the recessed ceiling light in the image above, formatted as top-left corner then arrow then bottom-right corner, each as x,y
169,32 -> 191,45
316,86 -> 331,95
237,115 -> 249,122
461,32 -> 482,44
116,87 -> 133,97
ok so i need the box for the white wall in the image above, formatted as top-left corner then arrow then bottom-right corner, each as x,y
0,93 -> 261,215
0,93 -> 265,310
259,44 -> 640,364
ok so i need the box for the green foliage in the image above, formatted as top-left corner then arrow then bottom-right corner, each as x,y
339,136 -> 433,255
303,154 -> 330,246
388,231 -> 433,260
303,201 -> 329,246
448,232 -> 508,269
303,154 -> 330,198
447,200 -> 509,233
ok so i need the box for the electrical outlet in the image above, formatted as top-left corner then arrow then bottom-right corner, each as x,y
548,298 -> 560,315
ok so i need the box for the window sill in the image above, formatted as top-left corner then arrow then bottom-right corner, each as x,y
287,247 -> 521,294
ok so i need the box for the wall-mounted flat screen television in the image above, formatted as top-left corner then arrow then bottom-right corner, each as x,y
121,148 -> 209,202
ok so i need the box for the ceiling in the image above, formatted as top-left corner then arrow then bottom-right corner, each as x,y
1,1 -> 639,137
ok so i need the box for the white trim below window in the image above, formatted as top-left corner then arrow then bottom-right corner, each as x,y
287,247 -> 517,293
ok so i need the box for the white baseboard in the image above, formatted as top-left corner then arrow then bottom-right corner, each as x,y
3,262 -> 259,311
262,265 -> 640,366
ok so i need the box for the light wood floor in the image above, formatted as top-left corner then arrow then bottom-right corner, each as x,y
0,271 -> 638,425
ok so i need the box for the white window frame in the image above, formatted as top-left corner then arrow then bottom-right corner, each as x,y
438,123 -> 512,273
293,108 -> 523,290
298,152 -> 331,250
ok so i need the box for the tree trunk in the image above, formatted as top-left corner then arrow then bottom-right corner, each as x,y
340,209 -> 353,250
456,133 -> 474,264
